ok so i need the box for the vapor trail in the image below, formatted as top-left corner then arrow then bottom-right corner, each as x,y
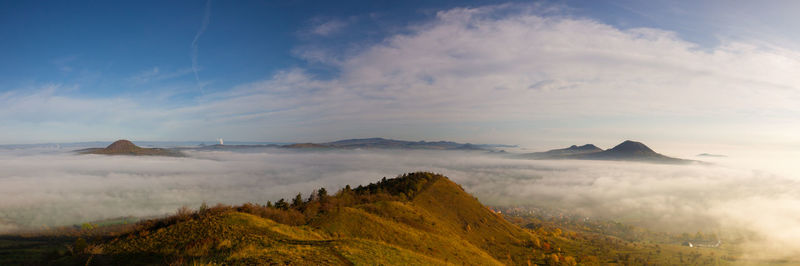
191,0 -> 211,88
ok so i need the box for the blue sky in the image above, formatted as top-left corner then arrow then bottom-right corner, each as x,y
0,0 -> 517,94
1,0 -> 800,151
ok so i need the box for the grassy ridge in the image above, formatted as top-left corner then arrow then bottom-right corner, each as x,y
312,203 -> 503,265
0,172 -> 751,265
411,177 -> 539,264
95,173 -> 535,265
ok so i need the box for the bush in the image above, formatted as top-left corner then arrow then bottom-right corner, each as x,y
72,237 -> 88,255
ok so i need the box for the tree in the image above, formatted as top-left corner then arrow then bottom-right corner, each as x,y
80,223 -> 95,231
275,199 -> 289,210
307,192 -> 316,203
318,188 -> 329,203
291,193 -> 304,209
72,237 -> 88,255
199,201 -> 209,214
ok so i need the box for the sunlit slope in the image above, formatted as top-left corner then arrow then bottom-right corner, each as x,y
310,173 -> 541,265
101,210 -> 452,265
310,205 -> 498,265
97,173 -> 540,265
411,176 -> 540,264
102,211 -> 341,265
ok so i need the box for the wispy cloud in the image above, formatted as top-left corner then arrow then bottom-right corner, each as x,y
4,3 -> 800,147
127,67 -> 193,84
0,85 -> 173,144
310,18 -> 349,36
128,67 -> 160,83
191,0 -> 212,86
51,55 -> 80,73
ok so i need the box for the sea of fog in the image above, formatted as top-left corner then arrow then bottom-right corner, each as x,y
1,146 -> 799,259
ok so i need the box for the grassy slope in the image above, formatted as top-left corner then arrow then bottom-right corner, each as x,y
101,212 -> 339,265
7,172 -> 760,265
311,201 -> 503,265
96,174 -> 533,265
411,177 -> 538,264
309,173 -> 541,264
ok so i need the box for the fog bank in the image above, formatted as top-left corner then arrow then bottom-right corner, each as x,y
1,147 -> 798,259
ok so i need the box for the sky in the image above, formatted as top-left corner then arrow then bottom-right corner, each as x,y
2,0 -> 800,152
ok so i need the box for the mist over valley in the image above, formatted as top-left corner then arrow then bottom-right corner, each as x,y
4,0 -> 800,264
2,141 -> 799,260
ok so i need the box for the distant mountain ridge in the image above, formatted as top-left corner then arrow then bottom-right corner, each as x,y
520,140 -> 693,164
520,144 -> 602,158
697,153 -> 727,158
285,137 -> 510,151
180,138 -> 512,152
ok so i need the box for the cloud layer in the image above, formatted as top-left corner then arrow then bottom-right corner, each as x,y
2,4 -> 800,147
1,147 -> 799,258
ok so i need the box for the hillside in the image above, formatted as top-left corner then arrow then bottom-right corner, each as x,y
77,140 -> 184,157
520,144 -> 602,159
697,153 -> 727,158
519,140 -> 692,164
281,142 -> 332,149
573,140 -> 690,163
2,172 -> 740,265
7,173 -> 561,265
81,173 -> 543,265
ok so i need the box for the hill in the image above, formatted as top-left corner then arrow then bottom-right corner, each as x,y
13,173 -> 555,265
1,172 -> 742,265
697,153 -> 727,158
281,143 -> 332,149
77,140 -> 184,157
519,144 -> 602,159
281,137 -> 508,151
86,173 -> 543,265
573,140 -> 690,163
189,144 -> 280,151
519,140 -> 692,164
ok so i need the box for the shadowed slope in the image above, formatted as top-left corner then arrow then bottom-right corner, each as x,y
519,144 -> 603,159
519,140 -> 693,164
574,140 -> 690,163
